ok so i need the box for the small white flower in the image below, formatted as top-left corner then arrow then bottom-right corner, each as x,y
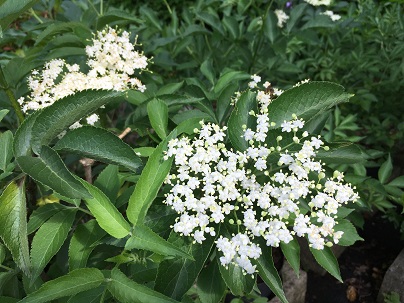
275,9 -> 290,28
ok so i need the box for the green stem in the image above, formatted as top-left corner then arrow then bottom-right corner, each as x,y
100,0 -> 104,16
29,8 -> 43,24
87,0 -> 100,16
0,66 -> 24,124
163,0 -> 172,15
76,206 -> 93,216
0,264 -> 14,271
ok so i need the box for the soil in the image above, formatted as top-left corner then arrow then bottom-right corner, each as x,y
306,213 -> 404,303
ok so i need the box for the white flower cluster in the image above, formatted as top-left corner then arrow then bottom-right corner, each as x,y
321,10 -> 342,21
18,26 -> 148,128
274,9 -> 290,28
163,82 -> 358,275
304,0 -> 332,6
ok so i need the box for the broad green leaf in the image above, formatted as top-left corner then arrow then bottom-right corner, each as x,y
78,178 -> 131,238
227,91 -> 257,151
286,3 -> 307,33
0,181 -> 30,275
125,225 -> 193,260
139,6 -> 162,30
17,145 -> 91,199
126,136 -> 174,226
108,268 -> 180,303
0,130 -> 13,171
144,204 -> 177,237
254,245 -> 288,303
388,175 -> 404,188
30,90 -> 124,154
69,220 -> 106,270
154,232 -> 215,300
147,98 -> 169,140
156,81 -> 184,95
200,59 -> 215,86
13,110 -> 41,158
214,71 -> 250,95
171,109 -> 213,125
264,11 -> 279,43
0,109 -> 9,122
197,260 -> 226,303
333,219 -> 363,246
30,208 -> 77,281
218,261 -> 255,296
196,11 -> 225,36
54,126 -> 142,172
19,268 -> 104,303
378,154 -> 393,184
34,22 -> 90,46
315,142 -> 365,164
216,83 -> 238,124
223,16 -> 239,40
280,237 -> 300,276
96,9 -> 142,29
27,203 -> 66,235
309,246 -> 342,282
94,165 -> 120,202
267,82 -> 351,129
0,296 -> 18,303
302,15 -> 335,30
67,286 -> 105,303
0,0 -> 38,30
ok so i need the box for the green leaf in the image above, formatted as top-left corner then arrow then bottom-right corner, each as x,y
378,154 -> 393,184
68,220 -> 106,271
0,181 -> 30,275
218,261 -> 255,296
286,3 -> 307,33
156,81 -> 184,95
96,9 -> 142,29
280,237 -> 300,276
34,22 -> 90,46
30,90 -> 124,154
147,98 -> 169,140
154,232 -> 215,300
197,260 -> 226,303
17,145 -> 91,199
67,286 -> 105,303
309,246 -> 342,282
94,165 -> 120,202
315,142 -> 365,164
227,91 -> 257,151
125,225 -> 193,260
268,82 -> 351,129
254,245 -> 288,303
214,71 -> 250,95
54,126 -> 142,172
223,16 -> 239,40
200,59 -> 215,86
108,268 -> 180,303
0,130 -> 13,171
216,83 -> 238,124
0,0 -> 38,30
139,6 -> 162,30
27,203 -> 66,235
13,110 -> 41,158
0,296 -> 18,303
30,208 -> 77,281
126,136 -> 174,226
0,109 -> 9,122
78,178 -> 131,238
334,219 -> 363,246
19,268 -> 104,303
264,11 -> 279,43
388,175 -> 404,188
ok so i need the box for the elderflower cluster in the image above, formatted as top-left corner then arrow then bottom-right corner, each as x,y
163,81 -> 358,275
18,26 -> 148,129
321,10 -> 342,21
304,0 -> 332,6
274,9 -> 290,28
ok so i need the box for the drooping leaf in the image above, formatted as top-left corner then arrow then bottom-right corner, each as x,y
280,237 -> 300,276
30,90 -> 124,154
126,135 -> 174,226
17,145 -> 91,199
214,71 -> 250,95
108,268 -> 180,303
0,180 -> 30,275
147,98 -> 169,140
154,232 -> 215,300
254,244 -> 288,303
0,0 -> 39,30
0,130 -> 13,171
315,142 -> 365,164
218,261 -> 255,296
227,90 -> 257,151
77,178 -> 131,238
125,225 -> 193,260
309,246 -> 342,282
13,110 -> 41,158
34,22 -> 90,46
19,268 -> 104,303
94,165 -> 120,202
200,59 -> 215,86
333,219 -> 363,246
68,220 -> 106,271
54,126 -> 142,172
267,82 -> 352,129
30,208 -> 77,281
286,3 -> 308,33
196,260 -> 226,303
